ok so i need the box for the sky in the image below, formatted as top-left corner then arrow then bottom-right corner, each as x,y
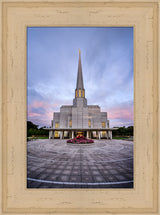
27,27 -> 133,128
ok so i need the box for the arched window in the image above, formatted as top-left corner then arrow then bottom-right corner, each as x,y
82,90 -> 85,97
75,90 -> 78,97
88,119 -> 91,128
55,122 -> 59,128
79,89 -> 81,97
102,122 -> 106,128
69,120 -> 72,128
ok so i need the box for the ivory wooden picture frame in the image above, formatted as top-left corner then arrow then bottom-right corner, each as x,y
0,0 -> 159,214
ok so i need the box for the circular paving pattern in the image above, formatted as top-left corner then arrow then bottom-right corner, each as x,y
27,139 -> 133,188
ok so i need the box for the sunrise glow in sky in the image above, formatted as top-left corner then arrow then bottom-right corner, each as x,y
27,27 -> 133,128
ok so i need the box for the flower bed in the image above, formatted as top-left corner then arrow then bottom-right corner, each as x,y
67,135 -> 94,144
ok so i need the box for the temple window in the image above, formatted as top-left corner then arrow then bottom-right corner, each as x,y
79,89 -> 81,97
102,122 -> 106,128
82,90 -> 85,97
69,120 -> 72,128
54,131 -> 59,138
76,90 -> 78,97
102,131 -> 106,137
55,122 -> 59,128
88,119 -> 91,128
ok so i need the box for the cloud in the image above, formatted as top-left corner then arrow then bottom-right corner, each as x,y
27,100 -> 61,127
106,101 -> 133,127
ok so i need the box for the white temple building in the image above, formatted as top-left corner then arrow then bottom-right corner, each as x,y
47,50 -> 115,139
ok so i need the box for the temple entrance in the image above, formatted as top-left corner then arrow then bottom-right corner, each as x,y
77,132 -> 83,136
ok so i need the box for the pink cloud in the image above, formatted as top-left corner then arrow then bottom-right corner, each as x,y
28,100 -> 60,110
28,111 -> 41,117
27,100 -> 61,126
107,102 -> 133,122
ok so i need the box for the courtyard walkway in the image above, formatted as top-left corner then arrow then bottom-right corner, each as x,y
27,139 -> 133,188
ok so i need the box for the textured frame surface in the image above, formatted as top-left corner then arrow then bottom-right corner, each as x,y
0,0 -> 159,214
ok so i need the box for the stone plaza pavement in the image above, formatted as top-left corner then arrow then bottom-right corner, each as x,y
27,139 -> 133,188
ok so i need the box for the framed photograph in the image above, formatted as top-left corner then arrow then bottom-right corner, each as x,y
1,0 -> 159,214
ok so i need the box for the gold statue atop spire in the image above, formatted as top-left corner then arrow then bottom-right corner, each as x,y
78,49 -> 81,54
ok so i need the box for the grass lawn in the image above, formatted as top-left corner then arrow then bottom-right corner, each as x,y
27,136 -> 49,140
113,136 -> 133,141
37,136 -> 49,139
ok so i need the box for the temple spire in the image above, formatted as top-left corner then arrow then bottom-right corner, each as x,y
73,50 -> 87,106
76,49 -> 84,90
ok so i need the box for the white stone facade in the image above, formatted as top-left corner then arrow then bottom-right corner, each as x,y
52,104 -> 109,130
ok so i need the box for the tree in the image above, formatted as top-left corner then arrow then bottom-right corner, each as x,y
112,126 -> 133,137
27,121 -> 49,137
27,121 -> 38,130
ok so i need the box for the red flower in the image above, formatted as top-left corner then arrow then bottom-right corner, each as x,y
67,136 -> 94,144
